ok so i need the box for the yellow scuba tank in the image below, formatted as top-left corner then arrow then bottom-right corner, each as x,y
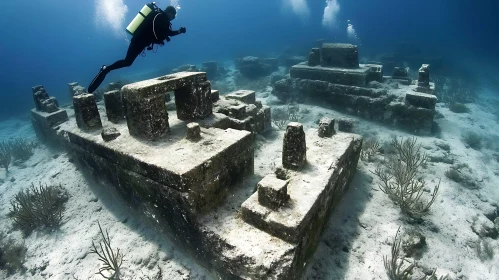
126,2 -> 159,35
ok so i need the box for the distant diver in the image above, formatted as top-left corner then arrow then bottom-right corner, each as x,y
88,3 -> 186,93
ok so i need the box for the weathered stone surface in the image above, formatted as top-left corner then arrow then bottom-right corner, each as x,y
405,91 -> 437,110
283,122 -> 306,170
213,96 -> 271,134
104,90 -> 125,123
32,85 -> 60,113
210,89 -> 219,102
318,117 -> 335,137
417,64 -> 430,88
186,122 -> 201,140
338,118 -> 354,132
257,175 -> 290,209
393,67 -> 409,78
122,72 -> 212,140
290,63 -> 382,87
308,48 -> 320,66
73,93 -> 102,131
242,133 -> 362,244
31,109 -> 68,146
226,90 -> 256,104
68,82 -> 86,100
101,127 -> 121,142
175,81 -> 212,120
366,65 -> 383,83
320,43 -> 359,68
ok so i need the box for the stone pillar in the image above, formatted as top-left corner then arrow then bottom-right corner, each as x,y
122,87 -> 169,141
186,122 -> 201,140
320,43 -> 359,68
318,118 -> 335,137
73,93 -> 102,130
104,90 -> 125,123
174,81 -> 212,120
418,64 -> 430,88
282,122 -> 306,170
257,175 -> 290,210
308,48 -> 320,66
338,118 -> 354,132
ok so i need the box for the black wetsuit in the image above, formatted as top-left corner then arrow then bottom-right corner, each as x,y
88,10 -> 182,93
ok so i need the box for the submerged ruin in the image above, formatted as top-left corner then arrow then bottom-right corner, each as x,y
273,43 -> 437,135
30,55 -> 366,278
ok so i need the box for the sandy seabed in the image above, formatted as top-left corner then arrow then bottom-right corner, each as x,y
1,69 -> 498,280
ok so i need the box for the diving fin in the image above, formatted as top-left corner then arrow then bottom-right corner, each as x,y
88,65 -> 109,93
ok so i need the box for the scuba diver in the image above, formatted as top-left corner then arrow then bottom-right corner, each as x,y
88,4 -> 186,93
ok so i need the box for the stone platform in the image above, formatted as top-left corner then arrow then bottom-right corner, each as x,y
31,71 -> 362,279
290,62 -> 383,87
273,43 -> 438,135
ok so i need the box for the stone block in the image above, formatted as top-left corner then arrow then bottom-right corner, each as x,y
366,65 -> 383,83
263,106 -> 272,132
226,90 -> 256,104
282,122 -> 306,170
338,118 -> 354,132
417,64 -> 430,88
290,63 -> 380,87
101,127 -> 121,142
405,91 -> 437,110
73,93 -> 102,131
124,93 -> 169,141
104,90 -> 125,123
31,109 -> 68,146
308,48 -> 320,66
186,122 -> 201,140
393,67 -> 409,78
241,133 -> 362,244
175,81 -> 212,120
320,43 -> 359,68
210,90 -> 220,102
318,117 -> 335,137
257,175 -> 290,209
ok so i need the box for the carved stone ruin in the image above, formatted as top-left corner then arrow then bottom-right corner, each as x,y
32,70 -> 363,279
73,93 -> 102,131
273,42 -> 437,135
104,90 -> 125,123
30,85 -> 69,147
415,64 -> 435,94
318,117 -> 335,137
282,122 -> 307,170
68,82 -> 86,100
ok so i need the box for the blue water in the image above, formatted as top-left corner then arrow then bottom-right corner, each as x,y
0,0 -> 497,119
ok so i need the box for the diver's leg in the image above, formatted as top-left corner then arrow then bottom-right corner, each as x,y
88,39 -> 147,93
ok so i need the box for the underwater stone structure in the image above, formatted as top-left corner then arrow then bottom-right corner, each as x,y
73,93 -> 102,131
30,85 -> 68,147
235,56 -> 279,79
104,90 -> 125,123
68,82 -> 86,100
212,90 -> 272,134
273,43 -> 437,135
31,70 -> 362,280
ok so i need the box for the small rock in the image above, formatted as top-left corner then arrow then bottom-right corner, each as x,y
101,127 -> 121,142
10,177 -> 15,182
53,154 -> 59,159
402,229 -> 427,258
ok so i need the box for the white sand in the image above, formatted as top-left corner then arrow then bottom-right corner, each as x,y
1,69 -> 498,279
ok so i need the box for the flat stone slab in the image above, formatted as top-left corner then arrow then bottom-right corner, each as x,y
241,132 -> 361,244
31,108 -> 69,127
405,87 -> 437,109
122,71 -> 208,99
226,90 -> 256,104
290,63 -> 382,87
61,112 -> 253,214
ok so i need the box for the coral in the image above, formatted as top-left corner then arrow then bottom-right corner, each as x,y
90,222 -> 124,280
0,141 -> 11,172
271,104 -> 302,130
9,183 -> 69,235
372,137 -> 440,219
8,138 -> 36,162
445,163 -> 478,189
361,138 -> 380,162
384,228 -> 449,280
448,102 -> 469,113
0,233 -> 27,275
476,238 -> 494,261
462,132 -> 482,150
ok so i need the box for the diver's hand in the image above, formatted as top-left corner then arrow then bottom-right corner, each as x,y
179,27 -> 186,34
